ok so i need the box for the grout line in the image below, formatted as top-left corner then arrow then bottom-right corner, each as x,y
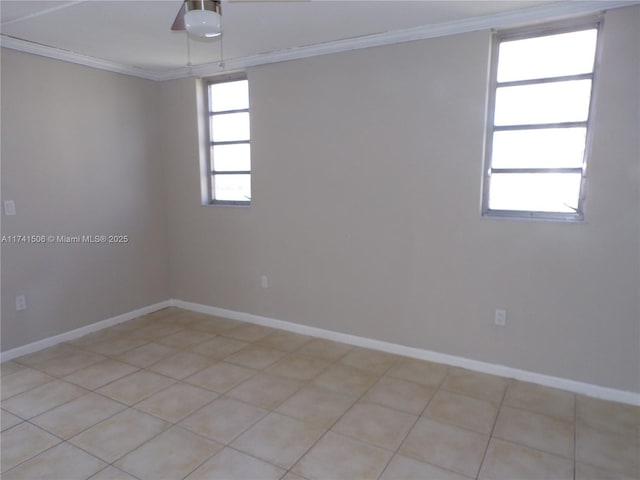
376,364 -> 453,480
476,377 -> 509,479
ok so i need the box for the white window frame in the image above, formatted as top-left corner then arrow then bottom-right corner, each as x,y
482,18 -> 602,222
204,72 -> 251,206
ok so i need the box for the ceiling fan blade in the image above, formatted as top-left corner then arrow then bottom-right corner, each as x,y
171,2 -> 186,31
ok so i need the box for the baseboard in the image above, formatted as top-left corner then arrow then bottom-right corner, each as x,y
2,297 -> 637,406
0,300 -> 171,362
171,298 -> 640,406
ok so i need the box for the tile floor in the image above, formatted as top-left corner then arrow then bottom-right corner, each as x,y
1,307 -> 638,480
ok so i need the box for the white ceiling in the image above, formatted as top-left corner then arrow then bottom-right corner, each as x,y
1,0 -> 636,80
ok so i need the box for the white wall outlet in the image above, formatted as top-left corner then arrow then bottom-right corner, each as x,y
4,200 -> 16,216
16,295 -> 27,311
261,275 -> 268,289
494,309 -> 506,327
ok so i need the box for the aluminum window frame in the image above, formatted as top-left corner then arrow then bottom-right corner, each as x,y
204,72 -> 251,206
482,18 -> 603,222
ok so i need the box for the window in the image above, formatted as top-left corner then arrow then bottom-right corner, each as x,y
205,75 -> 251,205
482,21 -> 600,221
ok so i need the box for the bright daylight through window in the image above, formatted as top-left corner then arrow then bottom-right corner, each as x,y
206,76 -> 251,204
483,22 -> 600,220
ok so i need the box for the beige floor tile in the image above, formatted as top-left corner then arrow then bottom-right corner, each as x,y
179,396 -> 267,443
1,361 -> 27,377
266,354 -> 331,381
70,408 -> 169,463
67,329 -> 121,348
504,380 -> 575,422
103,320 -> 145,335
1,368 -> 55,400
493,406 -> 574,458
90,466 -> 139,480
576,422 -> 639,477
190,317 -> 245,335
84,336 -> 149,357
115,426 -> 222,480
276,385 -> 357,428
399,418 -> 489,478
155,329 -> 215,349
184,362 -> 256,393
339,347 -> 399,374
36,350 -> 107,377
126,323 -> 183,342
31,392 -> 125,439
13,343 -> 81,367
62,359 -> 139,390
332,402 -> 416,450
364,376 -> 435,415
97,370 -> 175,405
479,438 -> 573,480
293,431 -> 392,480
2,379 -> 88,419
0,422 -> 60,473
424,390 -> 498,434
380,454 -> 473,480
1,441 -> 106,480
146,351 -> 213,379
297,338 -> 353,361
256,331 -> 313,352
575,461 -> 639,480
227,373 -> 303,409
135,383 -> 218,422
281,473 -> 308,480
192,336 -> 250,359
185,447 -> 286,480
232,412 -> 326,469
386,358 -> 447,387
1,409 -> 23,431
167,312 -> 204,328
114,342 -> 178,367
312,364 -> 379,396
225,345 -> 288,369
441,367 -> 507,405
118,314 -> 158,329
577,395 -> 640,438
223,324 -> 276,342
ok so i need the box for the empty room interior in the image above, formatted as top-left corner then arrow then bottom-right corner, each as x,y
1,0 -> 639,479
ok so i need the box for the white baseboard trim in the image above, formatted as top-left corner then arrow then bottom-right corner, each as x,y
0,300 -> 171,363
171,299 -> 640,406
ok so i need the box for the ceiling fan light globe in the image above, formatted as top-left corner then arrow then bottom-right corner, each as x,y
184,9 -> 221,38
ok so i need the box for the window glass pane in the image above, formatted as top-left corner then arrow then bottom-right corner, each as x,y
212,144 -> 251,172
498,29 -> 597,82
492,128 -> 586,168
211,112 -> 250,142
494,80 -> 591,126
488,173 -> 582,212
209,80 -> 249,112
213,174 -> 251,202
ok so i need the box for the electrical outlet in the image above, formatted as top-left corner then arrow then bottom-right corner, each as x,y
261,275 -> 268,289
16,295 -> 27,311
494,309 -> 506,327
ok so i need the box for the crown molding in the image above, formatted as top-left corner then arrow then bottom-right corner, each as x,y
0,35 -> 164,80
2,0 -> 638,82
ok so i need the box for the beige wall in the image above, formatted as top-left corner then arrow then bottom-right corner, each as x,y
161,6 -> 639,392
1,49 -> 170,350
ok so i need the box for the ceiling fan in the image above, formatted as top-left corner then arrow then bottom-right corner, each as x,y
171,0 -> 223,38
171,0 -> 311,39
